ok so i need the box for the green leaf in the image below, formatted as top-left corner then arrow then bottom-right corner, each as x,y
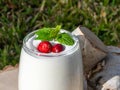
49,25 -> 61,39
35,28 -> 52,40
56,33 -> 74,46
35,25 -> 61,41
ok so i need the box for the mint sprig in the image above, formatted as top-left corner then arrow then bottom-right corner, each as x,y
35,25 -> 61,41
35,25 -> 75,46
56,33 -> 74,46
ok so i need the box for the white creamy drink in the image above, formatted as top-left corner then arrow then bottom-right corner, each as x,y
19,26 -> 83,90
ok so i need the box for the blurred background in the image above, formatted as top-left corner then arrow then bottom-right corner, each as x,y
0,0 -> 120,69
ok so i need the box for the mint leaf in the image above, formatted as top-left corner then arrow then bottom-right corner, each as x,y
56,33 -> 74,46
35,28 -> 52,40
35,25 -> 61,41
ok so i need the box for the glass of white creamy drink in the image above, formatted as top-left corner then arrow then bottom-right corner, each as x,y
19,27 -> 83,90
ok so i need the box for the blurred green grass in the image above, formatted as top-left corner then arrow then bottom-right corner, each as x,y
0,0 -> 120,69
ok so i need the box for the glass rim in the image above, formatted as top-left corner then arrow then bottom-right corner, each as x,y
23,29 -> 79,58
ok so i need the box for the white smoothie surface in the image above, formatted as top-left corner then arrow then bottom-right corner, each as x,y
25,30 -> 78,56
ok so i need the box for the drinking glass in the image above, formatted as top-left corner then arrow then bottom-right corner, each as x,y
18,30 -> 84,90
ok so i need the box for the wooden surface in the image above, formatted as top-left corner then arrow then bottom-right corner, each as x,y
89,46 -> 120,90
72,26 -> 107,73
0,68 -> 87,90
0,68 -> 18,90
